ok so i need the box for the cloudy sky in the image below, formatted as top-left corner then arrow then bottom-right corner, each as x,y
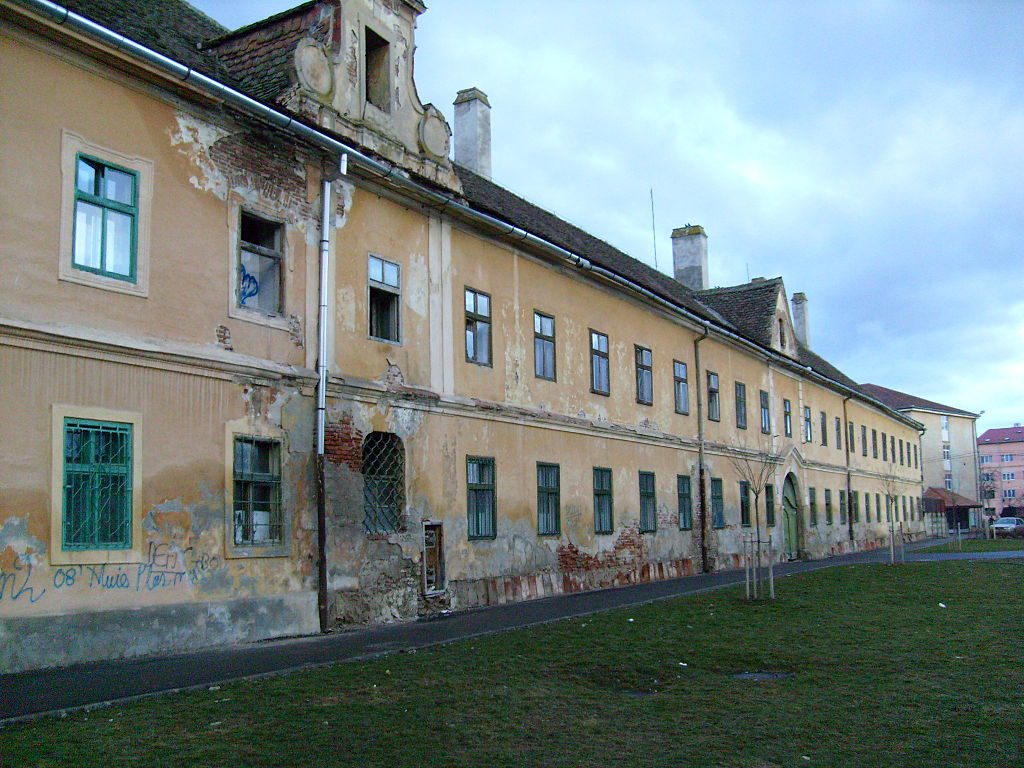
195,0 -> 1024,433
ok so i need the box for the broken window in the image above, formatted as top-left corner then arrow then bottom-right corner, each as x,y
711,478 -> 725,528
73,154 -> 137,282
740,481 -> 751,527
64,418 -> 133,550
673,361 -> 689,415
635,346 -> 653,405
707,372 -> 720,422
364,27 -> 390,112
368,254 -> 401,342
783,399 -> 793,437
590,330 -> 610,395
533,311 -> 556,381
639,471 -> 657,533
362,432 -> 405,534
465,288 -> 491,365
537,463 -> 560,535
238,211 -> 283,315
760,390 -> 771,434
677,475 -> 692,530
735,382 -> 747,429
467,456 -> 496,539
593,467 -> 613,534
233,436 -> 282,546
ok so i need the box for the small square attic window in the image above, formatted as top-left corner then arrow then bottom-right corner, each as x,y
365,28 -> 390,112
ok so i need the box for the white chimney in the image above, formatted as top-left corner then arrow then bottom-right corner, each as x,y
671,225 -> 708,291
791,292 -> 809,347
453,87 -> 491,178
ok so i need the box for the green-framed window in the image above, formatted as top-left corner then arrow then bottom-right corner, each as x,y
593,467 -> 613,534
851,490 -> 860,523
809,487 -> 818,526
537,462 -> 560,535
711,477 -> 725,528
677,475 -> 692,530
824,489 -> 833,525
839,490 -> 847,525
876,493 -> 882,523
63,418 -> 133,550
233,436 -> 283,545
765,484 -> 776,527
73,154 -> 138,282
467,456 -> 496,539
740,481 -> 751,527
864,491 -> 871,522
639,471 -> 657,532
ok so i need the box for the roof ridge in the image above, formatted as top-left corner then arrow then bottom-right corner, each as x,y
201,0 -> 319,49
697,277 -> 783,295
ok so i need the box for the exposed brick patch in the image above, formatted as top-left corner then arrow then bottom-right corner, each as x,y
324,415 -> 362,471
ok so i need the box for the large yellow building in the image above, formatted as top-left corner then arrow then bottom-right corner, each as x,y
0,0 -> 925,671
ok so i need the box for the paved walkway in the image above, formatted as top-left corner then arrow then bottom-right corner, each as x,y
2,537 -> 1019,724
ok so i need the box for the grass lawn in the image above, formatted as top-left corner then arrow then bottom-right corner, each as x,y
3,561 -> 1023,767
917,538 -> 1024,553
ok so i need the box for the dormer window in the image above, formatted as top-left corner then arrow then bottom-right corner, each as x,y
365,28 -> 390,112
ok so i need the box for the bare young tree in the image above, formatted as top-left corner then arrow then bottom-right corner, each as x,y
729,433 -> 782,598
878,459 -> 903,564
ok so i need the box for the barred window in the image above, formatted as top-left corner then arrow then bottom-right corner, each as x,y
740,481 -> 751,527
593,467 -> 613,534
362,432 -> 405,534
63,419 -> 133,550
677,475 -> 692,530
467,456 -> 496,539
537,463 -> 561,535
639,471 -> 657,533
765,484 -> 776,527
233,436 -> 282,546
465,288 -> 492,365
711,478 -> 725,528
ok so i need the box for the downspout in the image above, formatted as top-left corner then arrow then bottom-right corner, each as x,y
842,395 -> 853,546
315,155 -> 346,632
693,324 -> 711,573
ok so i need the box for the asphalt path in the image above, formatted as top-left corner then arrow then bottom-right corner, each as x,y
2,537 -> 1019,724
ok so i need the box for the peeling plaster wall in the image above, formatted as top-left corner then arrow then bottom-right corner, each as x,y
0,345 -> 318,672
0,34 -> 311,366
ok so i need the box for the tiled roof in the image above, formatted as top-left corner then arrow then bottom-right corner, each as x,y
978,426 -> 1024,445
204,1 -> 326,103
795,343 -> 860,392
858,384 -> 978,417
66,0 -> 234,83
924,487 -> 981,508
697,279 -> 783,348
454,165 -> 731,328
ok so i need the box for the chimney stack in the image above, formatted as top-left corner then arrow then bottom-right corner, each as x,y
671,225 -> 708,291
453,87 -> 491,178
791,292 -> 809,347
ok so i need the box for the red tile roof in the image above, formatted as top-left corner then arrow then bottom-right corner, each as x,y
978,426 -> 1024,445
924,487 -> 980,508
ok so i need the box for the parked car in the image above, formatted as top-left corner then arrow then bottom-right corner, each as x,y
991,517 -> 1024,537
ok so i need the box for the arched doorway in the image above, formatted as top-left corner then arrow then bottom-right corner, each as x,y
782,473 -> 801,560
